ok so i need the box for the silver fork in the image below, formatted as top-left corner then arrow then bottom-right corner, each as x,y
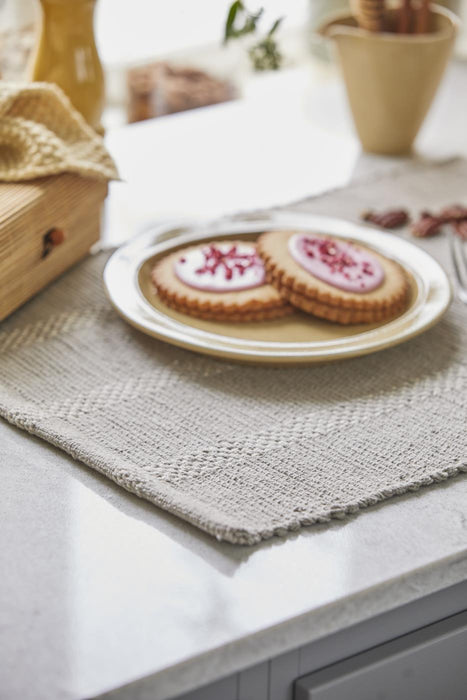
449,230 -> 467,304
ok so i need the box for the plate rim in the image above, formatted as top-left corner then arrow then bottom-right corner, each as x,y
104,213 -> 452,364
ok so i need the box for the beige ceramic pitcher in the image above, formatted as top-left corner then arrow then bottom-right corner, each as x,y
322,5 -> 458,154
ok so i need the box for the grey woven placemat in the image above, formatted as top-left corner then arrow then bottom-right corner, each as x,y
2,160 -> 467,544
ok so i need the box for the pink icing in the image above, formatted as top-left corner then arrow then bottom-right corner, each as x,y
174,242 -> 266,292
288,234 -> 384,293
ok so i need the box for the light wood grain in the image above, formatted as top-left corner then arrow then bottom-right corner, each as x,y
0,174 -> 107,320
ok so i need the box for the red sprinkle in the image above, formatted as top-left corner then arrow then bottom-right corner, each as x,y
303,238 -> 374,277
192,244 -> 261,281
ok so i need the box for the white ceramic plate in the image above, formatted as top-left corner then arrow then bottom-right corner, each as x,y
103,212 -> 452,364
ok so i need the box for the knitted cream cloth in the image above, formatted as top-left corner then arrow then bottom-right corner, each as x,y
0,82 -> 118,181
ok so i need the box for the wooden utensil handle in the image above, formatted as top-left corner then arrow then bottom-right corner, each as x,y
415,0 -> 430,34
398,0 -> 413,33
351,0 -> 385,32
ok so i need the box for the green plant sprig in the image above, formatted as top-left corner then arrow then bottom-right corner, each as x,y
223,1 -> 284,71
224,1 -> 263,43
249,16 -> 283,71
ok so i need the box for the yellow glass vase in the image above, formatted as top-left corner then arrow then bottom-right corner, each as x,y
30,0 -> 104,132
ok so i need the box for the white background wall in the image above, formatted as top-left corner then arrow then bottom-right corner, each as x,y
95,0 -> 309,66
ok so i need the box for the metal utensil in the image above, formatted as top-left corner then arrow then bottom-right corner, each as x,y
449,229 -> 467,304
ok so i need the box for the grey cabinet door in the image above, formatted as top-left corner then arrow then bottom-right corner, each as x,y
295,611 -> 467,700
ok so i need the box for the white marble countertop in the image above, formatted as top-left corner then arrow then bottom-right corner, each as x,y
2,419 -> 467,700
2,60 -> 467,700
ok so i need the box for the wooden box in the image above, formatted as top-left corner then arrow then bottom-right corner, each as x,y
0,174 -> 108,321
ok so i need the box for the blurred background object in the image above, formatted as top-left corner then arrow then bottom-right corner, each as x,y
322,3 -> 458,153
127,62 -> 235,123
0,0 -> 465,130
30,0 -> 105,132
0,0 -> 37,80
309,0 -> 352,58
223,1 -> 284,71
309,0 -> 465,56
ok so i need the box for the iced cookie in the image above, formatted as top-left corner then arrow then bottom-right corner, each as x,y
257,230 -> 409,325
152,240 -> 293,322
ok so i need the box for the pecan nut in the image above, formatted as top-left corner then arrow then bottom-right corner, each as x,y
453,220 -> 467,241
362,209 -> 410,230
412,204 -> 467,239
439,204 -> 467,221
411,212 -> 444,238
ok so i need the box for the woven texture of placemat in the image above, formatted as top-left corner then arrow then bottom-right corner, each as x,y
0,82 -> 118,182
1,160 -> 467,544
